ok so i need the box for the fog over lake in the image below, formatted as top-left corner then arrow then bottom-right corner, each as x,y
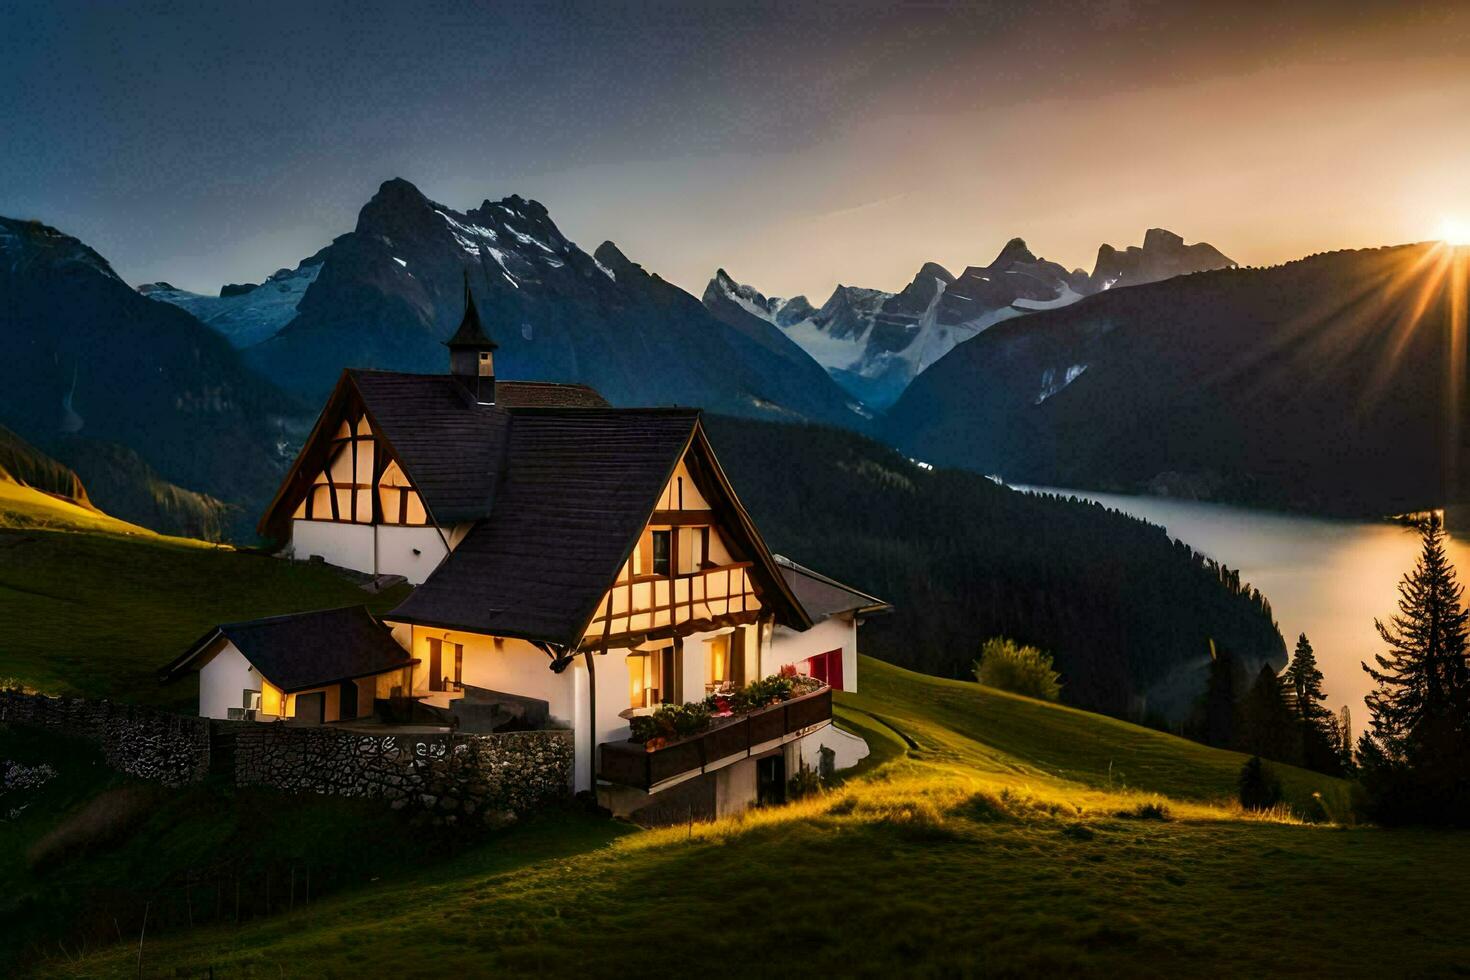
1023,488 -> 1470,736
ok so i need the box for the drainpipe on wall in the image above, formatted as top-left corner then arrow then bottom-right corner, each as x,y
582,649 -> 597,794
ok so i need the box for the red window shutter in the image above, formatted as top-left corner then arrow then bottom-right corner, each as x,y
828,650 -> 844,692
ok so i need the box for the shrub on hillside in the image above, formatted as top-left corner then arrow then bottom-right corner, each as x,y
1238,755 -> 1283,811
972,638 -> 1061,702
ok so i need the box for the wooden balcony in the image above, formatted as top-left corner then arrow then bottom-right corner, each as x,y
597,685 -> 832,792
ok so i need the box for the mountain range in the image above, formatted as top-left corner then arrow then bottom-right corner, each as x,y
10,176 -> 1454,540
0,216 -> 295,539
885,242 -> 1470,516
703,228 -> 1234,408
147,179 -> 867,428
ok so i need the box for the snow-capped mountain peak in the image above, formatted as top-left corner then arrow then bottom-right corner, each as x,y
703,228 -> 1234,409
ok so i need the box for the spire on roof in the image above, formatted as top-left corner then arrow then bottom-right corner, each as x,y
445,271 -> 498,351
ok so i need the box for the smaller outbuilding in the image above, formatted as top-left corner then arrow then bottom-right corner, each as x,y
162,606 -> 417,724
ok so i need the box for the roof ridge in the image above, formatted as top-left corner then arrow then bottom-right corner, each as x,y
218,604 -> 369,630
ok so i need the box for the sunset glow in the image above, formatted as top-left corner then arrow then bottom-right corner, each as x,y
1441,216 -> 1470,246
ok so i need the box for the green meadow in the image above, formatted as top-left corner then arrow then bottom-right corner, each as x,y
6,506 -> 1470,977
4,657 -> 1468,977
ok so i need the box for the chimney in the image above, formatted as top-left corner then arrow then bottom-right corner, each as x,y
444,272 -> 499,405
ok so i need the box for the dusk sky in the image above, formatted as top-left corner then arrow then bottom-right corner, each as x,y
3,1 -> 1469,299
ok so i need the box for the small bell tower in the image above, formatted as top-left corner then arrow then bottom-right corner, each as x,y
445,273 -> 499,405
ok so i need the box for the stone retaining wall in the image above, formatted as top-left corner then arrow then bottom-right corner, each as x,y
0,691 -> 574,819
0,691 -> 210,786
234,726 -> 574,823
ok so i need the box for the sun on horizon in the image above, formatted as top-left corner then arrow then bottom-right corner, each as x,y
1439,216 -> 1470,246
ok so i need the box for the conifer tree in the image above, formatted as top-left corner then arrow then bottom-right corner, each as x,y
1359,517 -> 1470,822
1361,518 -> 1469,752
1282,633 -> 1337,772
1238,664 -> 1300,764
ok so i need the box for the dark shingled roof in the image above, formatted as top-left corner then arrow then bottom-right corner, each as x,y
259,372 -> 611,536
389,408 -> 703,642
775,555 -> 891,623
351,371 -> 510,525
163,606 -> 414,692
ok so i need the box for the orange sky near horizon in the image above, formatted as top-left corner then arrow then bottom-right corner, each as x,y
497,4 -> 1470,300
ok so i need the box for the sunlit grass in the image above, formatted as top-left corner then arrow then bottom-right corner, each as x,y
0,478 -> 206,543
33,658 -> 1469,979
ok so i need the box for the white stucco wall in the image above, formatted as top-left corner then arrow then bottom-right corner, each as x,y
291,520 -> 374,574
290,521 -> 450,583
394,625 -> 577,724
796,721 -> 870,772
374,525 -> 449,584
768,615 -> 858,692
198,640 -> 260,720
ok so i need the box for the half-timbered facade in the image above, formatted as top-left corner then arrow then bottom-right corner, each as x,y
166,286 -> 887,819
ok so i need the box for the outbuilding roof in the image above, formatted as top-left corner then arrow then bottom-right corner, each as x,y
775,555 -> 891,623
163,606 -> 415,693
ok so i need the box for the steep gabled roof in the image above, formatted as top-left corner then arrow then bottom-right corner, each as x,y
258,369 -> 809,648
258,371 -> 610,538
350,370 -> 510,525
162,606 -> 415,693
775,555 -> 892,622
389,413 -> 811,647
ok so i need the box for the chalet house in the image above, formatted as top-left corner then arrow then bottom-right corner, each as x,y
164,285 -> 888,817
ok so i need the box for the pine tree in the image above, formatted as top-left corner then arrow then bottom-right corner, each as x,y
1282,633 -> 1337,772
1238,664 -> 1300,764
1361,518 -> 1469,752
1359,517 -> 1470,822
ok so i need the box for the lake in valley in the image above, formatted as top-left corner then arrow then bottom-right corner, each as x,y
1022,488 -> 1470,736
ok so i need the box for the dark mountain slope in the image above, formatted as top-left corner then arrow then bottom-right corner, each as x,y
248,179 -> 864,426
0,216 -> 299,538
704,415 -> 1285,722
0,424 -> 91,507
887,243 -> 1470,516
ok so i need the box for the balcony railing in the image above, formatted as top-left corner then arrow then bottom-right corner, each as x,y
598,685 -> 832,792
584,561 -> 760,642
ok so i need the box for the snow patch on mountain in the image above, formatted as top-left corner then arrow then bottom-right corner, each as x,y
703,228 -> 1232,410
139,261 -> 322,349
1035,364 -> 1087,404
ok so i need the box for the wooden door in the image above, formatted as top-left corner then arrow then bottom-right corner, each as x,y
428,639 -> 443,692
756,755 -> 786,806
291,691 -> 325,726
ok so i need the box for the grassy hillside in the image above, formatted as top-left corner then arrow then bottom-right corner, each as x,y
0,479 -> 150,537
0,525 -> 409,708
17,658 -> 1470,978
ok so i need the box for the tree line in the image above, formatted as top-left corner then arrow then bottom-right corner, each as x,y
1195,516 -> 1470,824
703,414 -> 1287,723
